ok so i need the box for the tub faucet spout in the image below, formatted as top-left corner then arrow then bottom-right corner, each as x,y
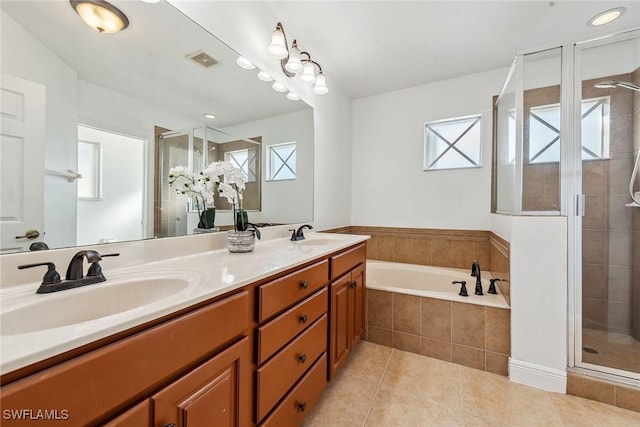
471,260 -> 483,295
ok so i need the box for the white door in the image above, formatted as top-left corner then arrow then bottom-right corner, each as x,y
1,75 -> 45,253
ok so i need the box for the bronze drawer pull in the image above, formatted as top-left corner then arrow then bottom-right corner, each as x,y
300,280 -> 308,289
297,402 -> 307,412
297,353 -> 307,363
299,314 -> 308,324
163,423 -> 176,427
349,281 -> 356,289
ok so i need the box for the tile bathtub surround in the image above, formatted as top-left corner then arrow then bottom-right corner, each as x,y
324,225 -> 512,301
366,289 -> 510,376
302,341 -> 640,426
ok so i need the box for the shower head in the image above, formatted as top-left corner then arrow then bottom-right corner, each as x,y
594,80 -> 640,92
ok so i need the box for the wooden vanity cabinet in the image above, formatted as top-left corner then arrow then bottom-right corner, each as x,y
329,244 -> 366,378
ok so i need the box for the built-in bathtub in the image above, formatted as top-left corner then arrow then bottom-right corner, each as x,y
365,260 -> 511,375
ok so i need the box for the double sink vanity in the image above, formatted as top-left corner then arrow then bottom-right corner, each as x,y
0,231 -> 368,426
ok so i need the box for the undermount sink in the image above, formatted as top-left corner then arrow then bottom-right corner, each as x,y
1,271 -> 197,335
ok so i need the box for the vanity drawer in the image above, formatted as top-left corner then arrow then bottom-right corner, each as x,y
257,287 -> 328,364
256,315 -> 327,421
260,352 -> 328,427
330,243 -> 366,280
258,259 -> 329,322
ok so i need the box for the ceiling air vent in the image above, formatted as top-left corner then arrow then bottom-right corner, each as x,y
186,50 -> 218,68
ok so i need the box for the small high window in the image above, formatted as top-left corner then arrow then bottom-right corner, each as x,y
224,148 -> 257,182
267,142 -> 296,181
424,115 -> 482,171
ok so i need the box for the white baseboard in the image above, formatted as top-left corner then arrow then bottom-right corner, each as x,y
509,358 -> 567,393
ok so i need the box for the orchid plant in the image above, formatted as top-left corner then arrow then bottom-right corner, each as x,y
168,161 -> 260,238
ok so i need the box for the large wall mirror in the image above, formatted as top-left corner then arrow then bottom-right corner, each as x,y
0,0 -> 314,254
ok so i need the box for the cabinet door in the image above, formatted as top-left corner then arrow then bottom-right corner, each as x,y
330,274 -> 352,378
352,264 -> 366,344
152,337 -> 249,427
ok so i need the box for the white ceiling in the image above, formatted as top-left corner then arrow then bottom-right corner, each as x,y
265,1 -> 640,98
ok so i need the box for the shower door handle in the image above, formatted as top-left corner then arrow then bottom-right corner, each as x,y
576,194 -> 585,217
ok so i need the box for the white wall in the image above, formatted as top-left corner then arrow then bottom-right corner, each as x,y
76,127 -> 145,246
509,216 -> 568,393
224,109 -> 314,225
1,11 -> 78,249
351,68 -> 508,230
168,0 -> 353,231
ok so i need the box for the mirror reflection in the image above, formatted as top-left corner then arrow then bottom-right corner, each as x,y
0,0 -> 314,254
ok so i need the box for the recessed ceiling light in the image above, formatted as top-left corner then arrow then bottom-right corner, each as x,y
587,7 -> 626,26
236,56 -> 256,70
272,82 -> 287,92
203,113 -> 216,119
286,92 -> 300,101
257,71 -> 273,82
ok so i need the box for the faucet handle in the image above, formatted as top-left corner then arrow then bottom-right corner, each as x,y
87,253 -> 120,277
452,280 -> 468,297
488,278 -> 501,294
18,262 -> 62,286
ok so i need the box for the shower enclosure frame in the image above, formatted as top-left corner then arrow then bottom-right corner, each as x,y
567,28 -> 640,387
496,27 -> 640,387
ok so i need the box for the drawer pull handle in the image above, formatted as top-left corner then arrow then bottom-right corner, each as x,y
297,402 -> 307,412
297,353 -> 307,363
299,314 -> 308,324
300,280 -> 309,289
163,424 -> 176,427
349,281 -> 356,289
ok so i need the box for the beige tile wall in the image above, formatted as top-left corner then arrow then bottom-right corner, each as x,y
633,67 -> 640,343
326,226 -> 512,302
366,289 -> 511,376
582,74 -> 635,334
567,372 -> 640,413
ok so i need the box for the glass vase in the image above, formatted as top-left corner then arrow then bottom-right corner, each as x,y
227,230 -> 255,253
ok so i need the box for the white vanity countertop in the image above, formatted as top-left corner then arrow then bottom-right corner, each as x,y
0,233 -> 369,376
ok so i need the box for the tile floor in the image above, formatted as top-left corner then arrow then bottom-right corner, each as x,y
582,328 -> 640,373
303,341 -> 640,427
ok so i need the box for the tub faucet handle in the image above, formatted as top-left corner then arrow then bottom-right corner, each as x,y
488,278 -> 501,294
452,280 -> 468,297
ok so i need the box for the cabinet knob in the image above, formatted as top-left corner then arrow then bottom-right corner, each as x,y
297,353 -> 307,363
299,314 -> 308,324
297,402 -> 307,412
300,280 -> 308,289
349,281 -> 356,289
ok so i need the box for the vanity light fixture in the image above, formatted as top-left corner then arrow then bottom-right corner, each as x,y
236,56 -> 256,70
70,0 -> 129,34
267,22 -> 328,95
587,7 -> 626,26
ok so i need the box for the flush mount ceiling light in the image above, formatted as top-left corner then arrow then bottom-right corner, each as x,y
70,0 -> 129,34
236,56 -> 256,70
587,7 -> 626,26
267,22 -> 328,95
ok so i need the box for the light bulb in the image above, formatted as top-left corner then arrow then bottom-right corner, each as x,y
312,74 -> 328,95
272,82 -> 288,92
300,62 -> 316,84
257,71 -> 273,82
236,56 -> 256,70
286,92 -> 300,101
267,27 -> 288,59
284,44 -> 303,74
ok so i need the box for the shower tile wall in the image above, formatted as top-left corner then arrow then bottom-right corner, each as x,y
632,67 -> 640,343
582,73 -> 635,334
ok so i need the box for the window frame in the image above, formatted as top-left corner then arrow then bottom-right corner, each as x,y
423,114 -> 482,171
266,141 -> 297,181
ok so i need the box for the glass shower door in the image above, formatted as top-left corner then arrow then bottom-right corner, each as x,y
576,31 -> 640,379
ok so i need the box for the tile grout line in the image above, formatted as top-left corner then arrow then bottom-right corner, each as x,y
459,365 -> 466,426
362,348 -> 394,426
544,390 -> 568,427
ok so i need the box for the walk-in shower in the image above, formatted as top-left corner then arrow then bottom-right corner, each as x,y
493,28 -> 640,385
